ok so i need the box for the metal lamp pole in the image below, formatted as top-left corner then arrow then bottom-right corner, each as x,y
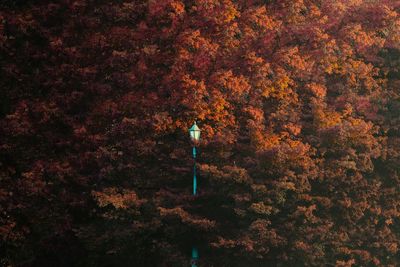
191,247 -> 199,267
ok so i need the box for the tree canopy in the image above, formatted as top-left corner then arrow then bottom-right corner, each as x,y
1,0 -> 400,266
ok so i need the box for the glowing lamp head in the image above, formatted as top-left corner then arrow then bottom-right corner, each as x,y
189,122 -> 201,142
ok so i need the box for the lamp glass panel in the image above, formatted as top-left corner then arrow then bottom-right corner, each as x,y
194,130 -> 200,141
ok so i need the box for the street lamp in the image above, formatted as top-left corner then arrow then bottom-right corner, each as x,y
189,121 -> 201,266
189,121 -> 201,196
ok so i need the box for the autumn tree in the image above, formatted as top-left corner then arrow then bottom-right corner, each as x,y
1,0 -> 400,266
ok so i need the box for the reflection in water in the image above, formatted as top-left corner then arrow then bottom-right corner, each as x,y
191,247 -> 198,267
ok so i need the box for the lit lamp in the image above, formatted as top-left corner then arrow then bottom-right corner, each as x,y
189,121 -> 201,195
189,121 -> 201,142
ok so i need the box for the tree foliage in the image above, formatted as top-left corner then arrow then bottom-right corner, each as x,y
1,0 -> 400,266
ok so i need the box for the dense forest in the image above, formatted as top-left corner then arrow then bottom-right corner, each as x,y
1,0 -> 400,266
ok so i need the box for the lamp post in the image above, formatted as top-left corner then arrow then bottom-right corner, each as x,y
189,121 -> 201,196
189,121 -> 201,267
